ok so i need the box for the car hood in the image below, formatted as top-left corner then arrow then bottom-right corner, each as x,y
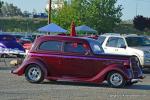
2,41 -> 25,51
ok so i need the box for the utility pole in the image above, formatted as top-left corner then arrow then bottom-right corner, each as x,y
48,0 -> 52,24
136,1 -> 138,16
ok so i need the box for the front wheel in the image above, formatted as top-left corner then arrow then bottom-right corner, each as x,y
107,71 -> 126,88
25,64 -> 44,83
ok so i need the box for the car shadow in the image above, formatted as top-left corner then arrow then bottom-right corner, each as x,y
41,81 -> 108,88
41,81 -> 150,90
125,84 -> 150,90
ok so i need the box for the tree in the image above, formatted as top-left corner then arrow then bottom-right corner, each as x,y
1,2 -> 22,17
84,0 -> 122,33
145,17 -> 150,30
0,0 -> 4,14
51,0 -> 122,33
133,15 -> 146,31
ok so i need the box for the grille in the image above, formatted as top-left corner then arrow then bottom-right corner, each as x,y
130,57 -> 140,78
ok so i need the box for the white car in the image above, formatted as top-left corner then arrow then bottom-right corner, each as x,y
97,34 -> 150,68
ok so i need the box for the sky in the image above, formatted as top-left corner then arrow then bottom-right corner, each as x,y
2,0 -> 150,20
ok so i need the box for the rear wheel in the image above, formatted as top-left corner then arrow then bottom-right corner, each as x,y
107,71 -> 126,88
25,64 -> 44,83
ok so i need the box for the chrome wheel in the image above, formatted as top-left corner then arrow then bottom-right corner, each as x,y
25,64 -> 44,83
107,72 -> 125,88
110,73 -> 123,86
28,67 -> 41,81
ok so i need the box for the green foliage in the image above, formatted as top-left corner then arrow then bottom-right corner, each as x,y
0,0 -> 4,14
0,18 -> 47,32
1,2 -> 22,17
86,0 -> 122,33
51,0 -> 122,33
133,15 -> 146,31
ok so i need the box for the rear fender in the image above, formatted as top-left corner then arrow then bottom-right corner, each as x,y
18,58 -> 48,77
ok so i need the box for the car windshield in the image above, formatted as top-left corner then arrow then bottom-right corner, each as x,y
125,36 -> 150,47
97,36 -> 106,45
88,40 -> 104,54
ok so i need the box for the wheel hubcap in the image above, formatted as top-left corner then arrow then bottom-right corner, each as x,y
110,73 -> 123,86
28,67 -> 41,81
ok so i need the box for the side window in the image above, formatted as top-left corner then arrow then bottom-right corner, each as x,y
39,41 -> 62,51
64,42 -> 88,54
117,38 -> 126,48
106,37 -> 118,47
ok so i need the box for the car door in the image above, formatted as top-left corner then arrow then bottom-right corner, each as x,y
61,42 -> 96,78
103,37 -> 127,55
38,40 -> 63,77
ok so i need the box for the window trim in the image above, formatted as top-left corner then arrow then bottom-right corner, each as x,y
63,41 -> 89,55
38,40 -> 63,52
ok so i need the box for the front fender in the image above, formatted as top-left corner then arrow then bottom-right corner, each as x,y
88,64 -> 131,83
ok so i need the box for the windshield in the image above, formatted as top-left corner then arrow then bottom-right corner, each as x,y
97,36 -> 106,45
125,36 -> 150,47
88,40 -> 104,54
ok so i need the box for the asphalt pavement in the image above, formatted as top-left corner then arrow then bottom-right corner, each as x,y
0,58 -> 150,100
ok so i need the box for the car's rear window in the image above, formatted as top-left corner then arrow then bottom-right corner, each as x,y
39,41 -> 62,51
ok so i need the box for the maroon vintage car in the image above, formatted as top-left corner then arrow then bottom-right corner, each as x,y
12,36 -> 144,88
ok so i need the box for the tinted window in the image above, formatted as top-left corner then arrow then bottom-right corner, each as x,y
106,37 -> 125,48
97,36 -> 106,45
39,41 -> 62,51
89,40 -> 104,54
117,38 -> 126,48
106,37 -> 118,47
64,42 -> 87,54
126,37 -> 150,47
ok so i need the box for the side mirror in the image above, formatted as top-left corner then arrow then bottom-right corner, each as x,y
120,45 -> 126,49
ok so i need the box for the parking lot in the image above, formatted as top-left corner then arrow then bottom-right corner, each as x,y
0,58 -> 150,100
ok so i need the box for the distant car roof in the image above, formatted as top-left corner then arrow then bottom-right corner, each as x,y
100,33 -> 140,38
0,34 -> 16,41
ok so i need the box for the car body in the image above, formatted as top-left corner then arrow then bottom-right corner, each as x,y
19,37 -> 33,45
12,35 -> 144,88
97,34 -> 150,68
0,34 -> 25,57
13,34 -> 24,43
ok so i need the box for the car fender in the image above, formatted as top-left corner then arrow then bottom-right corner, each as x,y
12,57 -> 48,77
24,58 -> 48,76
89,64 -> 130,83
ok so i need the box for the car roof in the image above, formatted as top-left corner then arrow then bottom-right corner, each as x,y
37,35 -> 93,43
100,33 -> 140,38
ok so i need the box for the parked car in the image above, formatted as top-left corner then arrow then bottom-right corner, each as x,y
97,33 -> 150,68
13,34 -> 24,43
0,34 -> 25,57
12,36 -> 144,88
19,37 -> 34,45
